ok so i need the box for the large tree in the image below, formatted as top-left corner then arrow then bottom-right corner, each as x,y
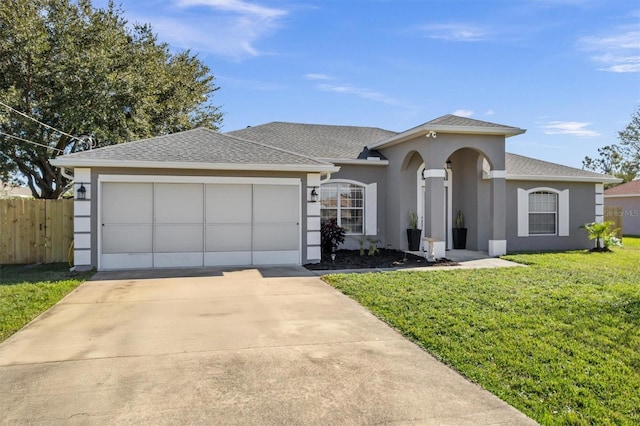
583,107 -> 640,184
0,0 -> 222,198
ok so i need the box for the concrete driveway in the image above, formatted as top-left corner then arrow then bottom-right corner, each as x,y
0,266 -> 536,425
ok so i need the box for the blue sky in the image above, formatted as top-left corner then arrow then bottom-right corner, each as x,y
101,0 -> 638,168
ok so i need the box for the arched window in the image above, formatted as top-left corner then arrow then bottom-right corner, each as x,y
517,187 -> 569,237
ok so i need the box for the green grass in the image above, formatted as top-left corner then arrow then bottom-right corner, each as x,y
0,263 -> 94,342
324,238 -> 640,425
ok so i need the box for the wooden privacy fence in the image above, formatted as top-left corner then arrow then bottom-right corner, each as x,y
0,199 -> 73,264
604,205 -> 623,238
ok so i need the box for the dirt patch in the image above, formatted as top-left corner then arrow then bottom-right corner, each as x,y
304,249 -> 458,271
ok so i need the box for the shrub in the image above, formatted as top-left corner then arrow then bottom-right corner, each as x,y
321,219 -> 346,255
581,221 -> 622,251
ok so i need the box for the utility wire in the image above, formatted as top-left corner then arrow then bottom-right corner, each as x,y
0,99 -> 87,145
0,130 -> 64,153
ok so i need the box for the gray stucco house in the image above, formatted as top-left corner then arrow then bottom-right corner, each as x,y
604,179 -> 640,236
51,115 -> 620,271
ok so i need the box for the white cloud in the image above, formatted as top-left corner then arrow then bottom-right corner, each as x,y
304,73 -> 332,81
485,109 -> 495,116
452,109 -> 474,117
417,23 -> 487,42
147,0 -> 288,59
580,28 -> 640,73
541,121 -> 601,137
317,83 -> 402,106
177,0 -> 286,19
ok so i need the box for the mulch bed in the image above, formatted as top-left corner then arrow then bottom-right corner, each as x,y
304,249 -> 458,271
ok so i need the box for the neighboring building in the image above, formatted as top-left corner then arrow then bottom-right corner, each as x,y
604,180 -> 640,236
51,115 -> 620,271
0,181 -> 32,198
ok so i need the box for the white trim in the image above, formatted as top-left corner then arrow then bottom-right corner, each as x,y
517,187 -> 570,237
423,169 -> 446,178
604,194 -> 640,198
74,233 -> 91,250
595,184 -> 604,194
488,170 -> 507,179
51,158 -> 339,173
517,189 -> 529,237
318,158 -> 389,166
307,173 -> 321,187
595,193 -> 604,205
74,250 -> 91,266
488,240 -> 507,257
306,246 -> 321,262
74,167 -> 91,182
507,175 -> 621,183
595,204 -> 604,216
99,175 -> 301,185
365,183 -> 377,235
368,124 -> 525,149
321,179 -> 375,236
558,189 -> 569,236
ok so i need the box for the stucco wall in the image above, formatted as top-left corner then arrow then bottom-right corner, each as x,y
324,163 -> 387,250
605,196 -> 640,236
506,180 -> 595,252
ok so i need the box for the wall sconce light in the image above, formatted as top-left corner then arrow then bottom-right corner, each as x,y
446,159 -> 452,169
76,183 -> 87,200
309,187 -> 319,203
425,130 -> 437,138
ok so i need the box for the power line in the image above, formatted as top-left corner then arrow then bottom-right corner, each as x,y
0,131 -> 64,153
0,99 -> 87,145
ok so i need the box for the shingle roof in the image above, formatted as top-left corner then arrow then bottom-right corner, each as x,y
604,179 -> 640,195
227,122 -> 395,159
506,153 -> 617,181
57,127 -> 331,167
426,114 -> 518,129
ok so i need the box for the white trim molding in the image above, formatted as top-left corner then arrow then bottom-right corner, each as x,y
595,183 -> 604,223
488,240 -> 507,257
422,169 -> 447,179
488,170 -> 507,179
517,187 -> 570,237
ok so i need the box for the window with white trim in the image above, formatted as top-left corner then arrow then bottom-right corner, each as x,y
321,183 -> 364,234
528,191 -> 557,235
517,187 -> 569,237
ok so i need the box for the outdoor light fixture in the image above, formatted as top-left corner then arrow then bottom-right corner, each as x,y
310,187 -> 319,202
425,130 -> 437,138
76,183 -> 87,200
446,159 -> 452,169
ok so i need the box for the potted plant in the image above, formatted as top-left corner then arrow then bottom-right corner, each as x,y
452,209 -> 467,249
406,211 -> 422,251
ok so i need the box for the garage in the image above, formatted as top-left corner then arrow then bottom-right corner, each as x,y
99,176 -> 301,270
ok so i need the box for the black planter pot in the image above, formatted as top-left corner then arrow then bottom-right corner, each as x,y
452,228 -> 467,249
406,229 -> 422,251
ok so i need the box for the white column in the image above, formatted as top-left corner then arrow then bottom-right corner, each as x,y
306,173 -> 322,263
73,168 -> 92,270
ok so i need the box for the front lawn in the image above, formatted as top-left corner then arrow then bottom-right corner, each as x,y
0,263 -> 94,343
324,237 -> 640,425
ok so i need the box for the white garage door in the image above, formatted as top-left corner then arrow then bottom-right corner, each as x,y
100,178 -> 300,270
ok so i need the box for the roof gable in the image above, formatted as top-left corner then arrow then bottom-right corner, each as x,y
368,115 -> 526,149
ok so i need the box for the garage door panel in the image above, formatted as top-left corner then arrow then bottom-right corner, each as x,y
206,224 -> 251,251
154,252 -> 203,268
206,184 -> 251,223
102,253 -> 153,270
253,223 -> 299,251
204,252 -> 252,266
253,185 -> 298,223
102,183 -> 152,223
102,224 -> 152,254
253,250 -> 299,265
155,225 -> 203,252
155,184 -> 203,224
